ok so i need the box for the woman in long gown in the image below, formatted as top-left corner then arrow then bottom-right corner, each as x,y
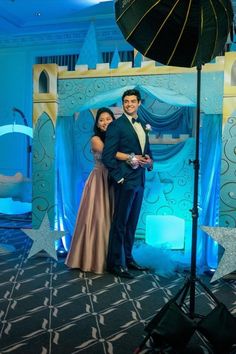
65,108 -> 126,274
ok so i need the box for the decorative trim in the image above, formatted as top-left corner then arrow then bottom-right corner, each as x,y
0,27 -> 122,48
58,58 -> 225,79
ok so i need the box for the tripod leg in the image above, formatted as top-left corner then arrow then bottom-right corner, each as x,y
179,278 -> 191,307
196,277 -> 221,305
133,333 -> 151,354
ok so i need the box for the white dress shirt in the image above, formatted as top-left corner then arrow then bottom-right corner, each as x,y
126,114 -> 146,154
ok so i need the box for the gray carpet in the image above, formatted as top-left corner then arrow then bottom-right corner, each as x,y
0,217 -> 236,354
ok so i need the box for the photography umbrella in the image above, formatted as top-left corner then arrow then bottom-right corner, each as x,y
115,0 -> 233,318
115,0 -> 233,68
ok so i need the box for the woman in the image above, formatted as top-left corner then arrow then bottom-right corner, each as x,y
65,107 -> 126,274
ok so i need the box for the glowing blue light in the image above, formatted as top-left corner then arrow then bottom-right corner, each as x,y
0,124 -> 33,214
0,198 -> 31,215
146,215 -> 185,250
0,124 -> 33,138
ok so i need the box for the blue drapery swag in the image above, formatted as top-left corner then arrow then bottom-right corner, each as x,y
55,87 -> 220,271
139,103 -> 193,136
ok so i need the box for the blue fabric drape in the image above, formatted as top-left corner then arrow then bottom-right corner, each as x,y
198,114 -> 222,270
150,138 -> 194,167
139,103 -> 193,136
55,112 -> 94,251
77,85 -> 195,112
55,115 -> 79,250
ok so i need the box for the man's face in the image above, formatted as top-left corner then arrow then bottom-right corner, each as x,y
123,95 -> 141,117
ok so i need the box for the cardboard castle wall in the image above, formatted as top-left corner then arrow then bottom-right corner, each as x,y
32,54 -> 236,236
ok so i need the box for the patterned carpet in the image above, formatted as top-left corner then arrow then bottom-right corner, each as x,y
0,217 -> 236,354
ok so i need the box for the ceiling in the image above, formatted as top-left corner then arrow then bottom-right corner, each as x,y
0,0 -> 113,36
0,0 -> 235,41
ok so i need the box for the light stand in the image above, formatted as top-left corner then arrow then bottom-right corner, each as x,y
176,64 -> 221,318
189,63 -> 202,316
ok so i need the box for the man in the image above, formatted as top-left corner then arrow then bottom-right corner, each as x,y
102,89 -> 153,278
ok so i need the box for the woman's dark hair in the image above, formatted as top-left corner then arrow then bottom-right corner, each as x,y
93,107 -> 115,142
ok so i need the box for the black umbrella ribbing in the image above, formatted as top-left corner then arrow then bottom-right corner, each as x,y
115,0 -> 233,67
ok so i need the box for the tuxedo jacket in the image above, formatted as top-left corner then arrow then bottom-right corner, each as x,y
102,114 -> 152,188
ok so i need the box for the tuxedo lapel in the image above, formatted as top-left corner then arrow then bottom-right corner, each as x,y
122,115 -> 140,145
122,114 -> 144,151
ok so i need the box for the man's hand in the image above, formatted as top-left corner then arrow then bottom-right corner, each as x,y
138,155 -> 153,170
127,154 -> 153,170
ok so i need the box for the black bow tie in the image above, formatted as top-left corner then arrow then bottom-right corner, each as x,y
132,117 -> 141,124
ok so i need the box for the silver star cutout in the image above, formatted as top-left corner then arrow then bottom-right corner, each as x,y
201,226 -> 236,282
22,213 -> 66,261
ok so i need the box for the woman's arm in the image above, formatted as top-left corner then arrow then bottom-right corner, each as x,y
91,136 -> 104,153
92,136 -> 129,161
115,152 -> 129,161
92,135 -> 146,166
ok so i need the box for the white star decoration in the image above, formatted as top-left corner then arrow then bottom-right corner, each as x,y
201,226 -> 236,282
22,213 -> 66,261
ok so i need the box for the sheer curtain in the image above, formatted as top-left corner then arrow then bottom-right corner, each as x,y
55,111 -> 94,251
198,113 -> 222,270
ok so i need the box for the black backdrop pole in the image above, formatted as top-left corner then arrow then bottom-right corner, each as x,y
13,107 -> 31,179
189,64 -> 202,317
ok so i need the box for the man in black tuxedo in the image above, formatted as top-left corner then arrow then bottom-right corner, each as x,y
102,89 -> 153,278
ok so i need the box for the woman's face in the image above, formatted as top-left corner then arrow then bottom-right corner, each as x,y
97,112 -> 113,132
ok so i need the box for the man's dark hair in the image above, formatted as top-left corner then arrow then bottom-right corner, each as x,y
122,89 -> 141,102
93,107 -> 115,142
